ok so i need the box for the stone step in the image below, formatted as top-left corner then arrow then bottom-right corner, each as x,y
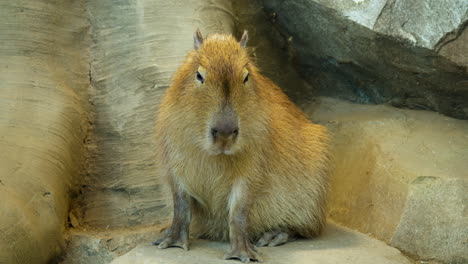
111,223 -> 412,264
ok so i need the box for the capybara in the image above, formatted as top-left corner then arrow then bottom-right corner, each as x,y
153,29 -> 331,263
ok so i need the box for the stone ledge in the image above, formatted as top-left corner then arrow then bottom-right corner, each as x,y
110,223 -> 412,264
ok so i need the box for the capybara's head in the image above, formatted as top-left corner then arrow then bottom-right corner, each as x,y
170,29 -> 267,156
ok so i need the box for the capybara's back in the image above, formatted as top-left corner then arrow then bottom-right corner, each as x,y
154,30 -> 331,263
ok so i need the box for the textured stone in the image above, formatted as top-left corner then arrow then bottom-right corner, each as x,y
310,0 -> 468,52
110,223 -> 412,264
305,97 -> 468,263
59,227 -> 163,264
391,177 -> 468,264
260,0 -> 468,119
439,24 -> 468,68
374,0 -> 467,50
0,1 -> 90,263
312,0 -> 391,29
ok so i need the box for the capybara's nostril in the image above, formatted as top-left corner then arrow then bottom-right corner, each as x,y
211,124 -> 238,138
211,128 -> 218,138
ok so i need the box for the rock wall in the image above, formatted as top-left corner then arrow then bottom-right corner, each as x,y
260,0 -> 468,119
0,1 -> 90,263
73,0 -> 236,229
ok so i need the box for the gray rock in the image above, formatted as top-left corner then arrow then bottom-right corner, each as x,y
374,0 -> 467,50
260,0 -> 468,119
439,24 -> 468,69
312,0 -> 391,29
311,0 -> 468,51
59,227 -> 162,264
390,177 -> 468,264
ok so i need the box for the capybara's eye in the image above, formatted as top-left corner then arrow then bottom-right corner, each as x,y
196,71 -> 204,84
243,72 -> 249,84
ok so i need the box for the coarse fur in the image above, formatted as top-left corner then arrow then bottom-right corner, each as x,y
155,31 -> 330,246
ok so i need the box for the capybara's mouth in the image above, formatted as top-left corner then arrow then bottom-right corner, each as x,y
209,145 -> 235,156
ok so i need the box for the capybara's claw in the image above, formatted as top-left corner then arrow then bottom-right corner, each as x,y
152,233 -> 189,251
223,243 -> 262,263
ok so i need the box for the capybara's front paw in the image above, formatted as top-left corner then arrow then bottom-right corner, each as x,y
223,241 -> 262,263
152,229 -> 189,251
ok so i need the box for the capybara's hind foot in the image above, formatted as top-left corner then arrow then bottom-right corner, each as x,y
256,231 -> 293,247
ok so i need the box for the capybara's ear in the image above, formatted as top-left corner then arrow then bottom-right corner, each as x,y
240,30 -> 248,48
194,28 -> 203,50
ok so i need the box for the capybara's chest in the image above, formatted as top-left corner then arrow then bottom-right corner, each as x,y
170,152 -> 239,208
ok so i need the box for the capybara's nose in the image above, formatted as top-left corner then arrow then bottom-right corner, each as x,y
211,122 -> 239,139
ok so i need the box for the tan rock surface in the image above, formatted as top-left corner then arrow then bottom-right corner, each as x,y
0,1 -> 90,263
306,97 -> 468,263
111,223 -> 412,264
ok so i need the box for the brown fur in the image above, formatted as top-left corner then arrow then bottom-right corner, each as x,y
155,31 -> 330,251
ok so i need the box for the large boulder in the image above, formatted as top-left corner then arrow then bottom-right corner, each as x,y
0,1 -> 90,263
260,0 -> 468,119
306,97 -> 468,263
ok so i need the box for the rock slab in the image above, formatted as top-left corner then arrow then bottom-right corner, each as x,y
111,223 -> 412,264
